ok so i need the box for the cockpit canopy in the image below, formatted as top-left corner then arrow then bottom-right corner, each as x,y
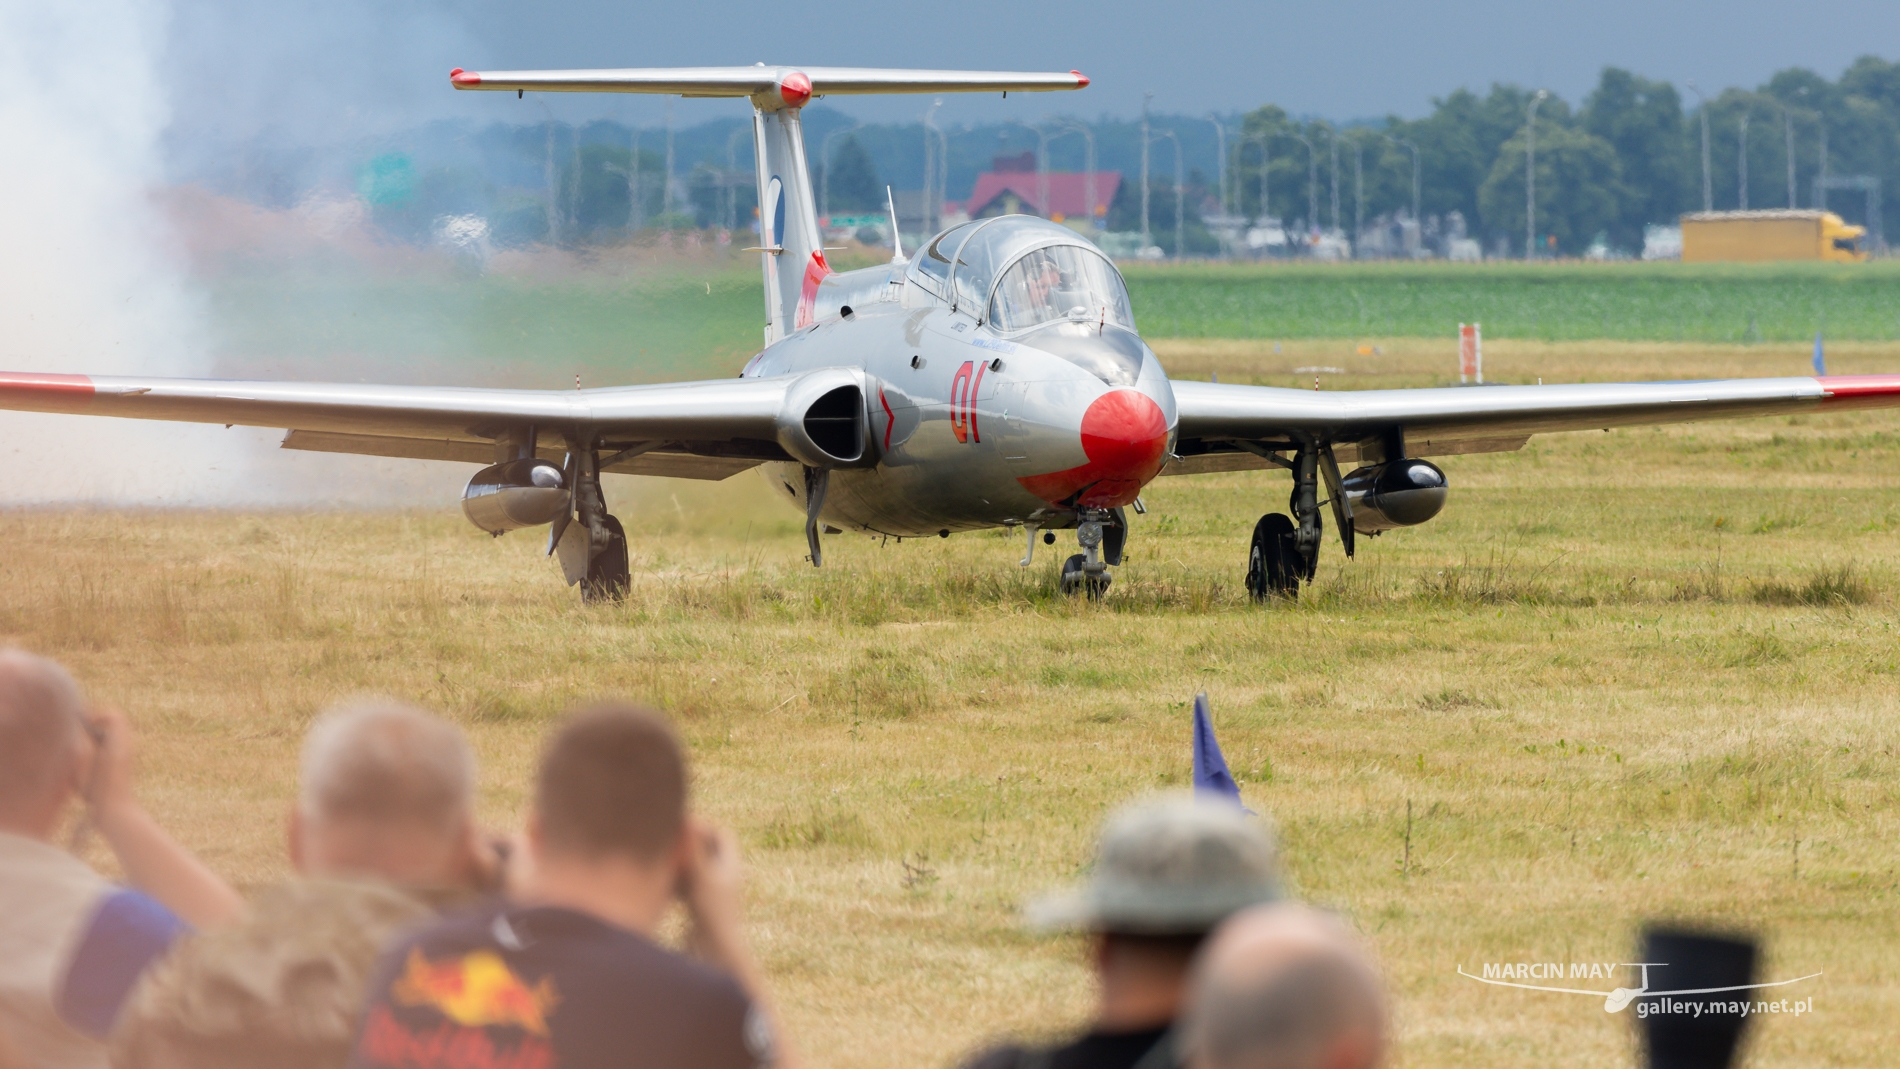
905,216 -> 1134,334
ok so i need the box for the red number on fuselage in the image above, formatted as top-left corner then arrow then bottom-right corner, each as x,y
949,360 -> 987,444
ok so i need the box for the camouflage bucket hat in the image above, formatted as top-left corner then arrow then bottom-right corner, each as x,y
1026,793 -> 1282,935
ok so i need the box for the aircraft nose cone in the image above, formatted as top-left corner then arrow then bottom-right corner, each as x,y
1015,388 -> 1171,508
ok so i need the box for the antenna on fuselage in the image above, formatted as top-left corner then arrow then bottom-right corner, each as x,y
886,185 -> 904,263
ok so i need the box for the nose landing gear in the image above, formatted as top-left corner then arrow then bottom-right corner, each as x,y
1058,507 -> 1125,600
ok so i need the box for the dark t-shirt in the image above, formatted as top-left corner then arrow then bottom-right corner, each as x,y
348,904 -> 771,1069
963,1025 -> 1172,1069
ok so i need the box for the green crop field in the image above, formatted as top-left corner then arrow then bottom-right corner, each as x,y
1121,261 -> 1900,344
202,256 -> 1900,390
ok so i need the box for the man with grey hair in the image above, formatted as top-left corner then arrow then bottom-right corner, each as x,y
1181,905 -> 1387,1069
963,795 -> 1282,1069
0,648 -> 244,1069
112,699 -> 499,1069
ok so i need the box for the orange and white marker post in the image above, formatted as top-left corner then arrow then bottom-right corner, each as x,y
1458,322 -> 1483,384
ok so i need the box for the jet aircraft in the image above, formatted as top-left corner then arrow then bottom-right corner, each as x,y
4,64 -> 1899,601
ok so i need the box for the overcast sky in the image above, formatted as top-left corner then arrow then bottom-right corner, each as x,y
164,0 -> 1900,139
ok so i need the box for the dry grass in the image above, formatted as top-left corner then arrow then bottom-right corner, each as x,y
3,341 -> 1898,1068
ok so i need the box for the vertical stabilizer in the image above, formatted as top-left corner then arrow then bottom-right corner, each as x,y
752,100 -> 826,344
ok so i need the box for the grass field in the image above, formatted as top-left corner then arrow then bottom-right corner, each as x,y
3,340 -> 1895,1068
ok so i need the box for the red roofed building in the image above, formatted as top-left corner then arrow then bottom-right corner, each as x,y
966,152 -> 1120,225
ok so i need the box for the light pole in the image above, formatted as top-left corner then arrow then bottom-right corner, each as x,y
1006,120 -> 1053,217
1738,112 -> 1749,210
1685,82 -> 1712,212
923,99 -> 943,235
1383,134 -> 1420,225
1351,136 -> 1363,255
819,123 -> 864,222
1155,129 -> 1184,258
629,128 -> 645,232
1050,119 -> 1098,229
725,125 -> 750,233
1328,126 -> 1340,234
1292,132 -> 1317,239
663,98 -> 675,218
1140,92 -> 1153,250
1526,89 -> 1547,260
1245,135 -> 1270,225
1208,116 -> 1228,220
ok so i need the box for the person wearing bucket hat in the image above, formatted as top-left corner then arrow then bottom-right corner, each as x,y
961,795 -> 1282,1069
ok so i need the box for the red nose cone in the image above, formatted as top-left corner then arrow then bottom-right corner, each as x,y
1071,69 -> 1090,88
449,68 -> 481,87
779,71 -> 813,108
1017,390 -> 1169,508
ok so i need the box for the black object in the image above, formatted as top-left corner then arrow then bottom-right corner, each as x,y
1638,927 -> 1759,1069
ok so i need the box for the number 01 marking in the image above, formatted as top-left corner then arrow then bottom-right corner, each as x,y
949,360 -> 987,444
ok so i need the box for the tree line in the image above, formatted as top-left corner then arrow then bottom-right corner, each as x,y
1234,57 -> 1900,256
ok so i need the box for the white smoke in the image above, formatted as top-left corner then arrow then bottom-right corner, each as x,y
0,0 -> 469,506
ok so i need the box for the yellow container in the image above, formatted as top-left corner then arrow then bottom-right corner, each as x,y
1680,210 -> 1867,262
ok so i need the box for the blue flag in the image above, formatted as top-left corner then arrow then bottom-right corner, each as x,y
1191,692 -> 1248,810
1813,330 -> 1826,376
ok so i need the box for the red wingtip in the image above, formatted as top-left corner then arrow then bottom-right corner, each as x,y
1072,70 -> 1090,88
779,70 -> 813,108
449,68 -> 481,87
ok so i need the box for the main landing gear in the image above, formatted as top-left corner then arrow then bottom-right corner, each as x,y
1245,442 -> 1347,602
551,441 -> 630,603
1056,507 -> 1127,601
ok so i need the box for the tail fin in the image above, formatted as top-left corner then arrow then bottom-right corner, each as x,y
450,65 -> 1089,344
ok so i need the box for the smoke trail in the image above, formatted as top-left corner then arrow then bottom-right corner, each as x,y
0,0 -> 469,506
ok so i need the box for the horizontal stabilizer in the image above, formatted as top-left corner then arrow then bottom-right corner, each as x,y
448,65 -> 1087,108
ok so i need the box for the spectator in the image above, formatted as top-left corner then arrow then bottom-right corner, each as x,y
349,702 -> 794,1069
112,699 -> 500,1069
0,648 -> 244,1069
964,795 -> 1283,1069
1181,905 -> 1386,1069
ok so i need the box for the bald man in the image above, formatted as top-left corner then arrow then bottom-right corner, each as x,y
1182,905 -> 1387,1069
0,648 -> 244,1069
112,699 -> 501,1069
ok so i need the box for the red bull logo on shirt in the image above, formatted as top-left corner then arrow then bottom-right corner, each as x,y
392,949 -> 561,1037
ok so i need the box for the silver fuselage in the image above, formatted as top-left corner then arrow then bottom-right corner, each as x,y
742,242 -> 1177,537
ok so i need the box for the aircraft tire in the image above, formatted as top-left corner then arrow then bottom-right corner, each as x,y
1246,513 -> 1300,601
1059,553 -> 1087,596
582,515 -> 631,602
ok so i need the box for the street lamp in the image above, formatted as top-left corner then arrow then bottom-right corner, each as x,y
1351,135 -> 1363,254
724,124 -> 750,233
1526,89 -> 1547,260
1738,112 -> 1749,210
1140,92 -> 1153,251
1155,128 -> 1184,258
1382,134 -> 1420,225
923,99 -> 944,235
1684,81 -> 1712,212
1327,126 -> 1340,234
819,123 -> 864,222
1005,119 -> 1053,218
1208,115 -> 1228,221
1244,134 -> 1270,225
1050,118 -> 1098,230
1291,131 -> 1317,239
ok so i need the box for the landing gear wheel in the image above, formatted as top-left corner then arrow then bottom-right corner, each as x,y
582,515 -> 630,603
1058,553 -> 1112,600
1246,513 -> 1300,601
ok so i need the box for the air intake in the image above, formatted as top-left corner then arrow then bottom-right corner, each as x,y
802,385 -> 864,462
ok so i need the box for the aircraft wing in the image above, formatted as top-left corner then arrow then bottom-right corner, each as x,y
0,369 -> 852,480
1164,374 -> 1900,474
